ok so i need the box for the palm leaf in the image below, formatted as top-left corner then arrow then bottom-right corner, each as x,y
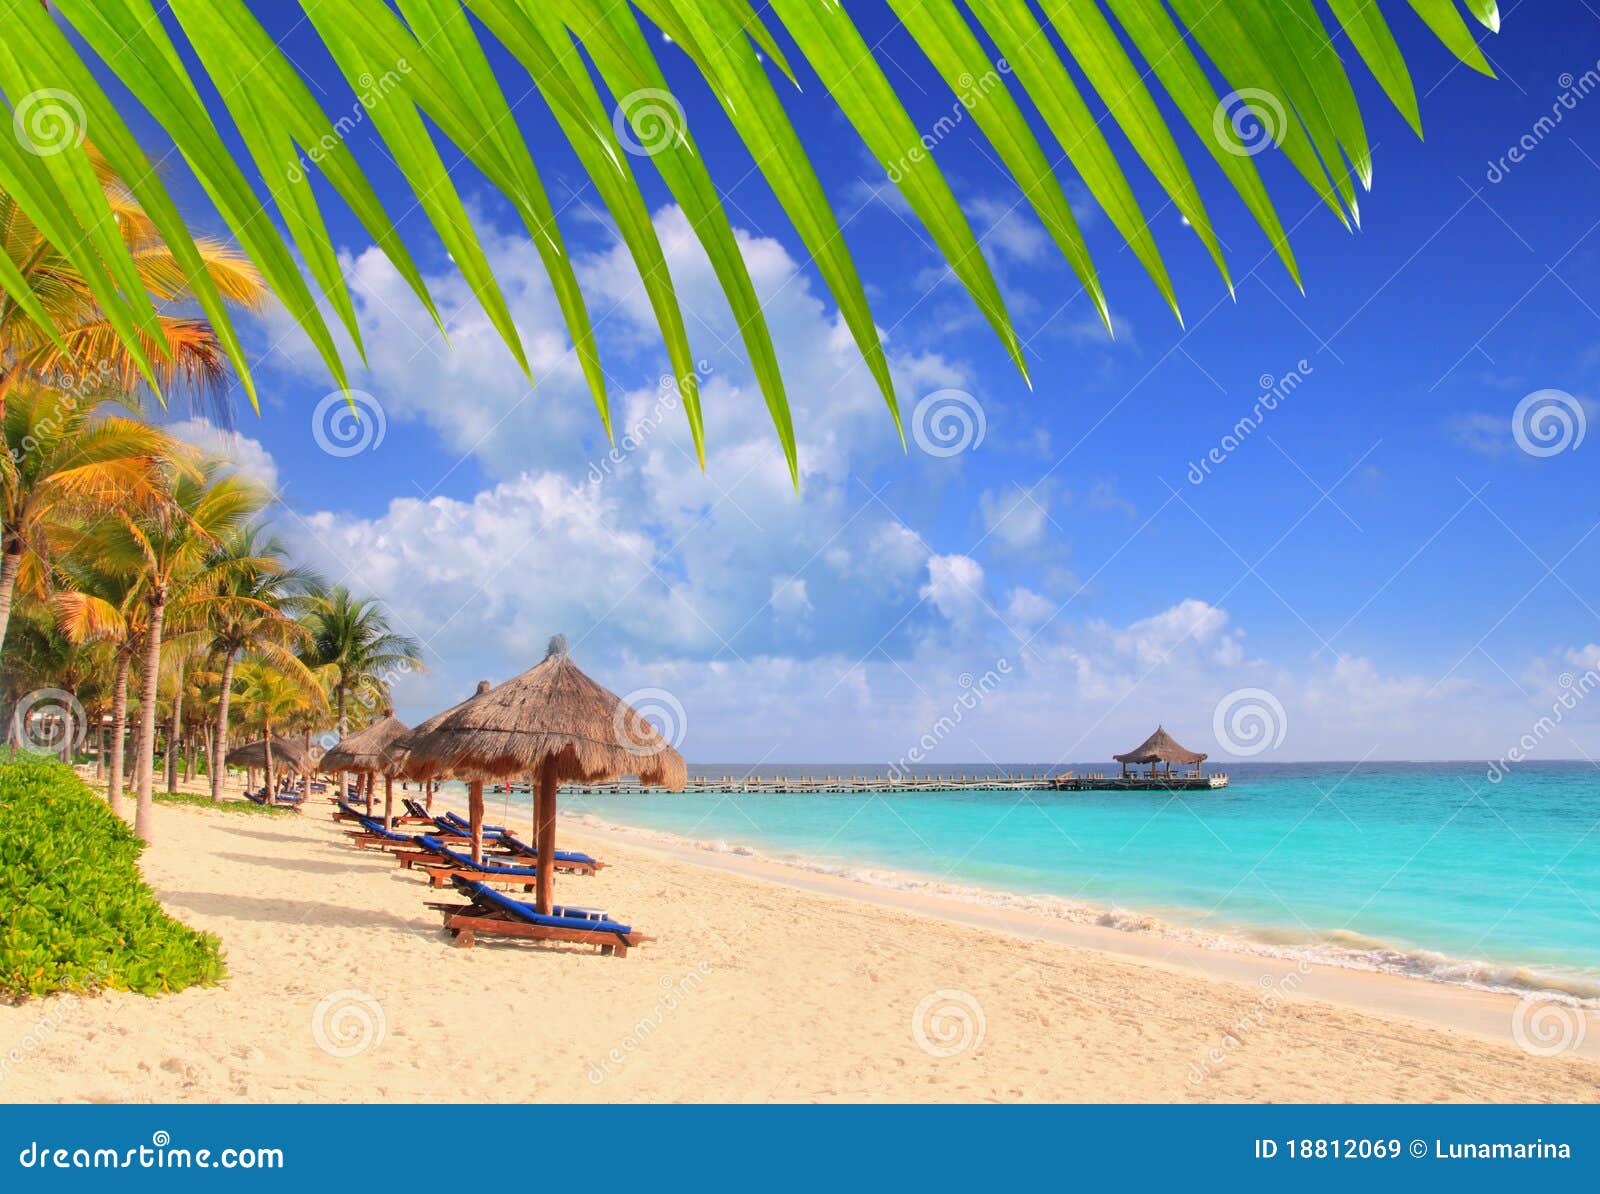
2,0 -> 1501,470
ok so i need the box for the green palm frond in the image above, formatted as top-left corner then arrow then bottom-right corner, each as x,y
2,0 -> 1498,478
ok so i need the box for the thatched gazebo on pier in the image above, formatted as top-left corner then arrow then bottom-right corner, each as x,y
396,637 -> 686,915
320,713 -> 410,827
1113,726 -> 1207,781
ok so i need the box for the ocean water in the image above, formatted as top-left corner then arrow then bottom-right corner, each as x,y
462,762 -> 1600,1001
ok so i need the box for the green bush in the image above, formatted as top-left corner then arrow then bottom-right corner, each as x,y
0,753 -> 225,1000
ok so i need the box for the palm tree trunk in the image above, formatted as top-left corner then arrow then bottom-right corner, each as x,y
212,649 -> 237,802
134,591 -> 166,841
0,540 -> 22,655
107,655 -> 130,814
332,683 -> 349,805
166,654 -> 185,793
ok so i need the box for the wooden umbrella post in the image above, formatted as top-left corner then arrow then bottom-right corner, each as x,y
468,779 -> 485,864
535,763 -> 557,915
383,773 -> 394,830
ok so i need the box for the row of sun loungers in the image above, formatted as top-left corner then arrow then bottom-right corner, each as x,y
329,802 -> 643,955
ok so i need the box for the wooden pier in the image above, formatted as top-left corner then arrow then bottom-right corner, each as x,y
527,771 -> 1229,796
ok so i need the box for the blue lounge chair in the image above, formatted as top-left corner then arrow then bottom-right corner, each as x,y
430,876 -> 648,956
404,835 -> 540,890
495,833 -> 604,873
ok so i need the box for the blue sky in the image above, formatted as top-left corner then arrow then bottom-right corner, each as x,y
128,4 -> 1600,763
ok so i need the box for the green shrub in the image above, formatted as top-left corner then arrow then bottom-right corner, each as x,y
0,753 -> 225,1000
155,790 -> 291,815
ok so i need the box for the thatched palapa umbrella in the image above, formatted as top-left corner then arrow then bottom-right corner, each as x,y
396,636 -> 686,913
320,713 -> 410,828
225,736 -> 310,797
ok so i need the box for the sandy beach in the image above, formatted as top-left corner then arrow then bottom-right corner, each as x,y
2,780 -> 1596,1104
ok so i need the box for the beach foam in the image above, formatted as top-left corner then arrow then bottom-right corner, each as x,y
568,812 -> 1600,1007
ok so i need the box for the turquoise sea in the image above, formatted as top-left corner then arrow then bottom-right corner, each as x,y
497,762 -> 1600,1001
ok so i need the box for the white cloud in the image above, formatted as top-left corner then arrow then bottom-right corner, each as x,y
921,554 -> 986,623
979,483 -> 1050,549
163,417 -> 280,494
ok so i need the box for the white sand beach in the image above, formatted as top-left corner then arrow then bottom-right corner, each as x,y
2,783 -> 1596,1104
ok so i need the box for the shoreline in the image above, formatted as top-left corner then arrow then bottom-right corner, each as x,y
3,783 -> 1594,1102
437,783 -> 1600,1013
555,811 -> 1600,1061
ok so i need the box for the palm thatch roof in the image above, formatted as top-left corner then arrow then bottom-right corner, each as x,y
389,680 -> 492,782
1113,726 -> 1206,765
225,736 -> 311,773
394,637 -> 686,788
319,714 -> 410,774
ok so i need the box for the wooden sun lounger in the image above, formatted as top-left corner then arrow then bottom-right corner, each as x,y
425,880 -> 650,957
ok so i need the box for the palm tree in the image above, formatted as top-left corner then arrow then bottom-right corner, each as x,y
97,461 -> 267,838
0,144 -> 265,420
305,587 -> 422,802
306,587 -> 422,741
0,1 -> 1502,477
48,552 -> 145,812
204,525 -> 322,802
0,386 -> 172,652
231,658 -> 325,801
